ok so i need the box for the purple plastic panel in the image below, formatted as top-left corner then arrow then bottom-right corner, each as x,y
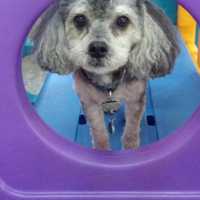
0,0 -> 200,199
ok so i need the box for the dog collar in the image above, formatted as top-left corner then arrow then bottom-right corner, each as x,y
81,67 -> 127,92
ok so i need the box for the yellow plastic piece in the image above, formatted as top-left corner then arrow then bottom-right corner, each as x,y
198,32 -> 200,69
177,5 -> 200,73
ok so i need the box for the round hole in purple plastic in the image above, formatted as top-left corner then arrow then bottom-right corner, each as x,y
18,0 -> 200,168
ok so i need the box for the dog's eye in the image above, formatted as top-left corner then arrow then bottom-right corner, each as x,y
115,16 -> 130,29
73,14 -> 88,29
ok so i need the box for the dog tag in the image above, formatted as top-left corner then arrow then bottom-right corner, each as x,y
102,91 -> 120,134
102,98 -> 121,114
108,118 -> 115,134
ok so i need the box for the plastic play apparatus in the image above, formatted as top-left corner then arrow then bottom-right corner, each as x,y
1,0 -> 200,199
22,0 -> 200,150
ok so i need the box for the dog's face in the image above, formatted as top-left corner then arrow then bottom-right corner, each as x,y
35,0 -> 179,78
63,0 -> 142,74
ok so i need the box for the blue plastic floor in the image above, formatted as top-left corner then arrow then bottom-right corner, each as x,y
33,38 -> 200,150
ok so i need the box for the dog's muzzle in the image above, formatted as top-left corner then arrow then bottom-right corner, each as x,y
88,41 -> 108,59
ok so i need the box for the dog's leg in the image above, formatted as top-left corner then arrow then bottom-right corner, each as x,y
83,103 -> 110,150
122,97 -> 145,149
75,71 -> 110,150
121,80 -> 146,149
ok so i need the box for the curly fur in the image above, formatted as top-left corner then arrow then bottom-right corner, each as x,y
31,0 -> 180,150
128,0 -> 179,79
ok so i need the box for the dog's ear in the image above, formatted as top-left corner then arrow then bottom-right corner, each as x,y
32,2 -> 75,75
128,0 -> 180,79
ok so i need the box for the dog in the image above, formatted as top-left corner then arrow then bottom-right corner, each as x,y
30,0 -> 180,150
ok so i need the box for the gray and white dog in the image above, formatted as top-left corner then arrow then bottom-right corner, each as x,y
31,0 -> 180,150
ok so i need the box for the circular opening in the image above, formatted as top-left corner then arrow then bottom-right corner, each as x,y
20,1 -> 200,165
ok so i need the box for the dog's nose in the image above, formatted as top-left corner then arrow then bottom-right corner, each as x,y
88,41 -> 108,59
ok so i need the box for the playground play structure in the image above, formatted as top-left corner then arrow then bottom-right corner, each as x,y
22,0 -> 200,150
1,0 -> 200,199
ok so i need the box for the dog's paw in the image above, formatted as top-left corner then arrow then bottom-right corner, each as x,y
92,134 -> 110,150
122,133 -> 140,149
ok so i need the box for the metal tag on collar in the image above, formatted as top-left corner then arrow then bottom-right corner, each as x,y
108,117 -> 116,134
109,90 -> 112,97
102,90 -> 121,135
102,90 -> 121,114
